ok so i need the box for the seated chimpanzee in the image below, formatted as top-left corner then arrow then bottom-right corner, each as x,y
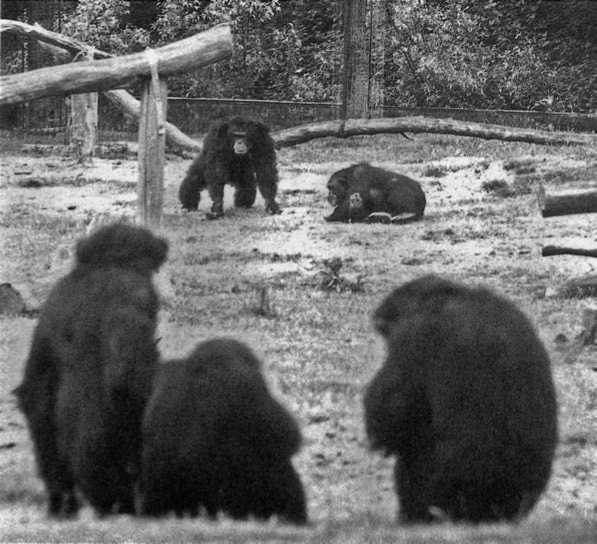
364,275 -> 558,524
178,117 -> 281,219
324,162 -> 426,223
140,338 -> 307,524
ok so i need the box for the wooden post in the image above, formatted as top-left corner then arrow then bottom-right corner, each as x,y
68,49 -> 98,162
368,0 -> 386,118
138,73 -> 167,227
342,0 -> 369,119
69,92 -> 98,162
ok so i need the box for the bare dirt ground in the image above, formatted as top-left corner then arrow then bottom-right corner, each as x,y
0,133 -> 595,541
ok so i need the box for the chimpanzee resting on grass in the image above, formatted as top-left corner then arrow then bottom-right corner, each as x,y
178,117 -> 281,219
364,275 -> 558,523
14,223 -> 168,518
325,162 -> 426,223
140,338 -> 307,524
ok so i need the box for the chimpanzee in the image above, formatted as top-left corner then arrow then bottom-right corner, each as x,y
140,338 -> 307,524
364,275 -> 558,524
324,163 -> 426,223
14,223 -> 168,518
178,117 -> 281,219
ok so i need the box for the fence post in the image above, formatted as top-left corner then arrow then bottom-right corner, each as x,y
138,71 -> 167,227
68,49 -> 98,162
342,0 -> 369,119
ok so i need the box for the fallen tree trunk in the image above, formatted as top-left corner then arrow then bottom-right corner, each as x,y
2,19 -> 201,152
537,185 -> 597,217
272,117 -> 596,148
542,246 -> 597,258
0,23 -> 232,106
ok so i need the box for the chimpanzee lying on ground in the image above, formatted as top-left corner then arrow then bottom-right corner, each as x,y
324,163 -> 426,223
14,223 -> 168,518
179,117 -> 281,219
364,275 -> 558,523
140,338 -> 307,524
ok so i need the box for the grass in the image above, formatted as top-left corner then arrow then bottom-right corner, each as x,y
0,133 -> 596,541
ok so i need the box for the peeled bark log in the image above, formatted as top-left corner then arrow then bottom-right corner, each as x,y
272,117 -> 596,148
538,185 -> 597,217
542,246 -> 597,258
0,23 -> 232,106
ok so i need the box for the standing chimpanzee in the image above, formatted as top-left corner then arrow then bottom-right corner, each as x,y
178,117 -> 281,219
14,223 -> 168,518
140,338 -> 307,524
364,275 -> 558,524
325,163 -> 426,223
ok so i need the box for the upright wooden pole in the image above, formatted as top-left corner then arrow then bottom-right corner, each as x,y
138,74 -> 167,227
368,0 -> 386,118
68,49 -> 98,163
342,0 -> 370,119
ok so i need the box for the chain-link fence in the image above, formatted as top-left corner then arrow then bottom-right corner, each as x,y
1,1 -> 596,142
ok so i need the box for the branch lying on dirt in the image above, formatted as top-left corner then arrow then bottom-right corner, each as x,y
2,19 -> 201,153
542,246 -> 597,258
537,185 -> 597,217
272,117 -> 596,148
0,19 -> 232,108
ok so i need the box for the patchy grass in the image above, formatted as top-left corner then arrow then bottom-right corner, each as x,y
1,133 -> 596,541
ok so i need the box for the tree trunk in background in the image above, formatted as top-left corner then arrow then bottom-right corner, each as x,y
368,0 -> 386,118
342,0 -> 369,119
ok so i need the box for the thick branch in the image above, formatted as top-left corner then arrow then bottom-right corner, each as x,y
542,246 -> 597,258
272,117 -> 596,148
0,23 -> 232,106
538,185 -> 597,217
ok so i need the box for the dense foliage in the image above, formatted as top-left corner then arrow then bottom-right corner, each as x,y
4,0 -> 596,111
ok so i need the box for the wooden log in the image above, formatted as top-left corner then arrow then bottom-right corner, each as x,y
272,117 -> 596,148
138,76 -> 167,227
538,185 -> 597,217
0,23 -> 232,106
542,246 -> 597,258
13,22 -> 201,152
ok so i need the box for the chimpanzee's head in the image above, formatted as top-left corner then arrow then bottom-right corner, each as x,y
326,170 -> 349,207
232,130 -> 249,156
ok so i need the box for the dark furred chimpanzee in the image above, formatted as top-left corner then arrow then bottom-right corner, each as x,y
364,275 -> 558,524
140,338 -> 307,524
178,117 -> 281,219
325,162 -> 426,223
14,223 -> 168,518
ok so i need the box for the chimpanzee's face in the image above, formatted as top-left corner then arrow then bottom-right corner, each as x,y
232,131 -> 249,155
326,174 -> 348,207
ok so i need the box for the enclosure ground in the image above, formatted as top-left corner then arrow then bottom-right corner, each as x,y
0,133 -> 596,542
